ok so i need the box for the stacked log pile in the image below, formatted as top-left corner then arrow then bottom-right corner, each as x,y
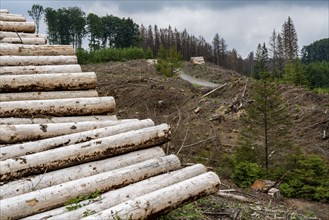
0,9 -> 220,219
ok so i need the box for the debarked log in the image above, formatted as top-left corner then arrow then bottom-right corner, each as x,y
0,65 -> 82,75
0,14 -> 26,22
0,44 -> 74,56
0,31 -> 47,40
0,124 -> 171,182
0,21 -> 35,33
0,9 -> 9,13
0,13 -> 23,17
82,172 -> 220,220
0,119 -> 154,159
0,155 -> 180,219
37,164 -> 207,220
0,37 -> 46,44
0,90 -> 98,102
0,56 -> 77,66
0,72 -> 96,92
0,96 -> 116,117
0,119 -> 137,144
0,115 -> 117,125
0,147 -> 165,199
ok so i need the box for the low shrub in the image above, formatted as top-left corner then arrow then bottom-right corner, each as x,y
76,47 -> 147,64
280,154 -> 329,202
233,162 -> 262,188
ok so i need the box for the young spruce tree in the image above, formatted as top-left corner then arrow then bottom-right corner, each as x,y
237,72 -> 291,171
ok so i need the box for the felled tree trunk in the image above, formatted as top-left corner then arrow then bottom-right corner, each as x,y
0,9 -> 9,13
0,72 -> 96,92
82,172 -> 220,220
0,44 -> 75,56
0,64 -> 82,75
0,115 -> 117,125
0,31 -> 47,40
0,155 -> 180,219
0,124 -> 171,182
0,13 -> 23,17
0,14 -> 26,22
0,21 -> 35,33
35,164 -> 207,220
0,147 -> 165,199
0,119 -> 137,144
0,119 -> 152,156
0,96 -> 115,117
0,37 -> 47,44
0,56 -> 77,66
0,90 -> 98,102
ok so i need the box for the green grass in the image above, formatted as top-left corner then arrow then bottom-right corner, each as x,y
313,87 -> 329,94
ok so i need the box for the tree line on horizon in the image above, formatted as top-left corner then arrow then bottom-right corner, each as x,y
28,4 -> 328,90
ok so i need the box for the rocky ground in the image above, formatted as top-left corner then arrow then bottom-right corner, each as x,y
82,60 -> 329,220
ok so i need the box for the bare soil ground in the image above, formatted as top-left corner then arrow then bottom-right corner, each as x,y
82,60 -> 329,220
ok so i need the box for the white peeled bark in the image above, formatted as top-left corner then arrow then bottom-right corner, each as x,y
37,164 -> 207,220
0,21 -> 35,33
0,115 -> 117,125
0,44 -> 74,56
0,14 -> 26,22
0,56 -> 77,66
0,72 -> 96,92
0,90 -> 98,102
0,155 -> 180,219
0,64 -> 82,75
0,119 -> 153,158
0,119 -> 138,144
0,96 -> 115,117
0,37 -> 46,44
0,124 -> 170,182
0,31 -> 47,40
82,172 -> 220,220
0,9 -> 9,13
0,147 -> 165,199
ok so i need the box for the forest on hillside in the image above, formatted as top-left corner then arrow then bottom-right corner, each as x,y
27,4 -> 329,91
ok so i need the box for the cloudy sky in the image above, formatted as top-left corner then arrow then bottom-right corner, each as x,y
2,0 -> 328,58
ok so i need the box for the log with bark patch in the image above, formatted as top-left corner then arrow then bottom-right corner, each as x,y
0,155 -> 180,219
0,64 -> 82,75
0,37 -> 47,44
0,21 -> 35,33
0,124 -> 171,182
0,115 -> 117,125
0,44 -> 75,56
0,119 -> 153,157
0,56 -> 77,66
0,147 -> 165,199
0,119 -> 138,144
0,14 -> 26,22
0,96 -> 115,117
0,90 -> 98,102
0,72 -> 96,92
27,164 -> 207,220
82,172 -> 220,220
0,31 -> 47,40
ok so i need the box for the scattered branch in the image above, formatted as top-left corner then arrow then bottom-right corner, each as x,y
217,192 -> 253,203
203,83 -> 227,97
176,128 -> 189,155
